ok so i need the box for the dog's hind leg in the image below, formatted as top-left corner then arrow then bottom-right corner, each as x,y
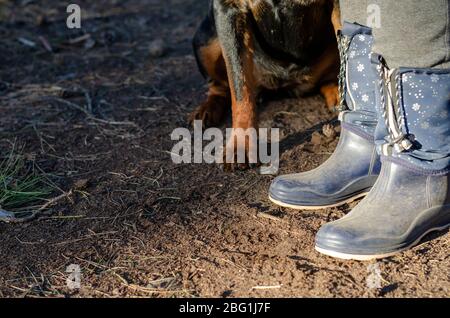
320,82 -> 339,110
190,38 -> 230,127
331,0 -> 342,36
307,41 -> 340,111
292,1 -> 340,111
190,7 -> 230,128
319,0 -> 341,110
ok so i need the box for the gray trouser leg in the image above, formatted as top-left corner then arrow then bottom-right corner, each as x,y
340,0 -> 450,69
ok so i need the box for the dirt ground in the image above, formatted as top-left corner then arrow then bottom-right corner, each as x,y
0,0 -> 448,298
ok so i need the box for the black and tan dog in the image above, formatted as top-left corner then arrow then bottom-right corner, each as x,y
190,0 -> 342,163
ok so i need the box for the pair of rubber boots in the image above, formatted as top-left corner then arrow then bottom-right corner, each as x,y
269,22 -> 450,260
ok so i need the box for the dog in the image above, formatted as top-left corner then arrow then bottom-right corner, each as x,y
190,0 -> 342,165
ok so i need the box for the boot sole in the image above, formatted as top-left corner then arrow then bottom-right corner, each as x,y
268,192 -> 369,210
315,223 -> 450,261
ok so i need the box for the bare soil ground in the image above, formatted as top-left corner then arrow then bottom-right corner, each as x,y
0,0 -> 448,298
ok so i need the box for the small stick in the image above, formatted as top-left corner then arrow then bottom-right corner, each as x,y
82,88 -> 93,113
252,285 -> 282,290
38,36 -> 53,52
38,190 -> 72,212
256,212 -> 284,222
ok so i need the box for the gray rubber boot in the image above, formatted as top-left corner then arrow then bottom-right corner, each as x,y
269,22 -> 380,209
315,58 -> 450,260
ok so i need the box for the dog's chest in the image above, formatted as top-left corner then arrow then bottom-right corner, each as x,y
249,0 -> 331,62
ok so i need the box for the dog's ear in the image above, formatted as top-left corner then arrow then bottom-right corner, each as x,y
331,0 -> 342,37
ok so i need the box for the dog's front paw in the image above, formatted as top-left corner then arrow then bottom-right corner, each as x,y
222,127 -> 259,171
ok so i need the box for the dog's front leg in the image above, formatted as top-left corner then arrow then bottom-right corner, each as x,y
213,0 -> 258,168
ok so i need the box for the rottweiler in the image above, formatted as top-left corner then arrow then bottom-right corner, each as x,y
190,0 -> 342,164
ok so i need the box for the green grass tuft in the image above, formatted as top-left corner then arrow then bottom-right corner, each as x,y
0,145 -> 52,215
